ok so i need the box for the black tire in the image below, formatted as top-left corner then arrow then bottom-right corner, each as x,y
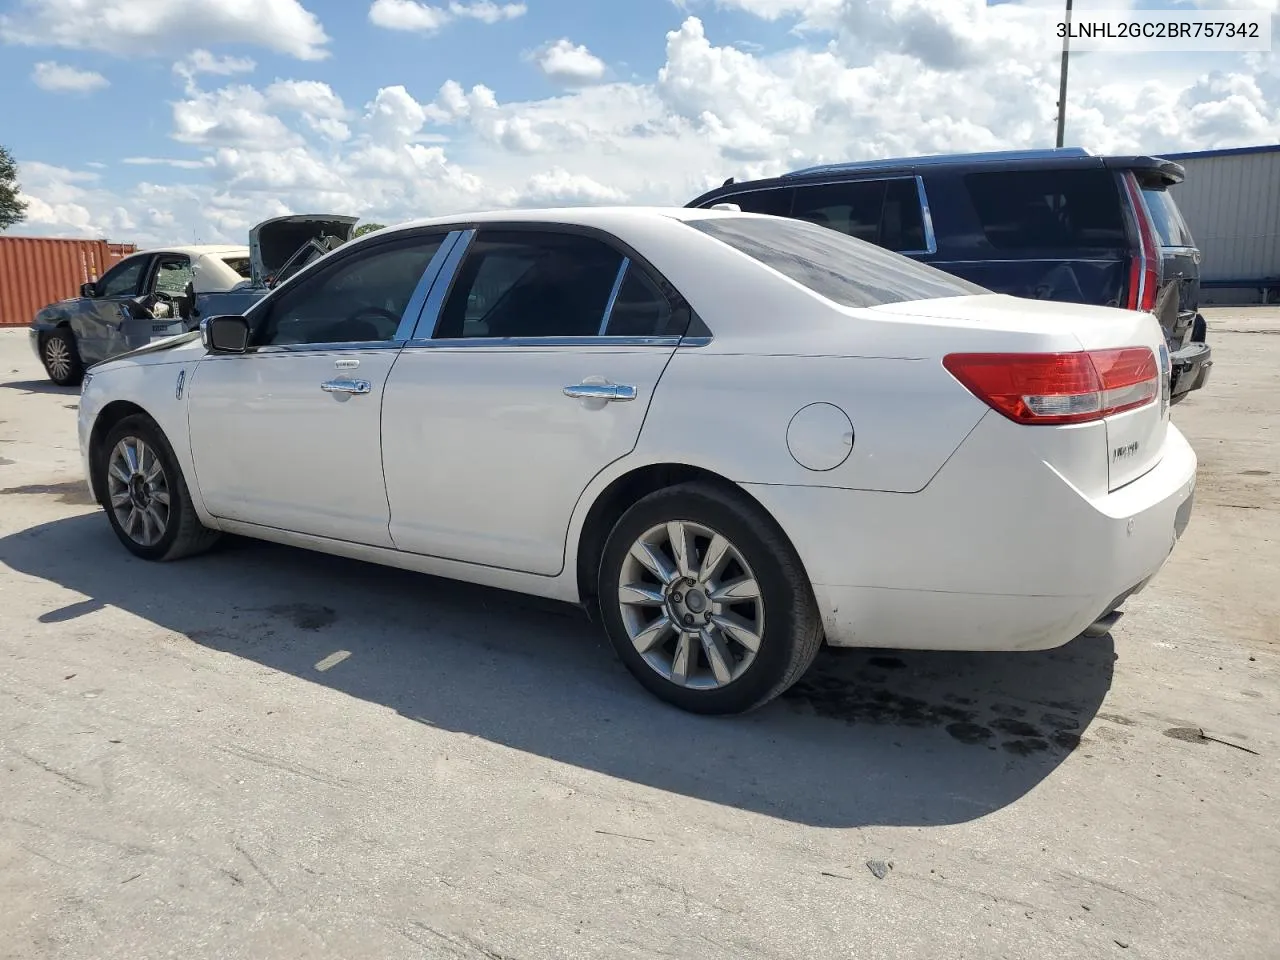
41,328 -> 84,387
597,481 -> 823,715
95,414 -> 221,562
1191,313 -> 1207,343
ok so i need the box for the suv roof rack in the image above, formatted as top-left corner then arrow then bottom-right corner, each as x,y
784,147 -> 1094,179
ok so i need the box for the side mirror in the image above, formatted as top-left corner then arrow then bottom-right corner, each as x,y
200,315 -> 251,354
80,282 -> 99,298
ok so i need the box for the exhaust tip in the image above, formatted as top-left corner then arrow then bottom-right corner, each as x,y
1082,610 -> 1124,639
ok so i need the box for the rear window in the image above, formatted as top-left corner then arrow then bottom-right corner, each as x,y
687,215 -> 989,308
1141,187 -> 1194,247
963,169 -> 1127,250
220,256 -> 252,279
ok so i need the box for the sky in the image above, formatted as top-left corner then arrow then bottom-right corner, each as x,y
0,0 -> 1277,246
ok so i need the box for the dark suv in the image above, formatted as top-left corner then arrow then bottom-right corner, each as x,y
688,148 -> 1212,402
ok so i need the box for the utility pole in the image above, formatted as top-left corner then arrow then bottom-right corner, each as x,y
1055,0 -> 1074,148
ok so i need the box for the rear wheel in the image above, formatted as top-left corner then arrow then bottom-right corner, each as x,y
597,482 -> 823,715
96,415 -> 220,561
41,328 -> 84,387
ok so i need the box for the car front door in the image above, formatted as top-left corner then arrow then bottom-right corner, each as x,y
74,253 -> 153,364
381,226 -> 692,576
185,230 -> 451,546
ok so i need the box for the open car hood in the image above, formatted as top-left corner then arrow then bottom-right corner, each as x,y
249,214 -> 359,287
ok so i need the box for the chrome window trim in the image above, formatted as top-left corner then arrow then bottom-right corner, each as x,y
403,335 -> 684,350
914,176 -> 938,256
392,231 -> 464,342
409,228 -> 476,341
205,340 -> 405,358
599,257 -> 630,335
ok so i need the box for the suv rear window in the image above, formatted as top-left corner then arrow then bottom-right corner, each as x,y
1141,187 -> 1194,247
963,169 -> 1127,251
687,215 -> 988,308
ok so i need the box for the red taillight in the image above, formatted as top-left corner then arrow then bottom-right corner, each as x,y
943,348 -> 1159,425
1122,174 -> 1160,313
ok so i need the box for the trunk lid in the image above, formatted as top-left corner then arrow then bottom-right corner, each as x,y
879,293 -> 1169,491
249,214 -> 358,287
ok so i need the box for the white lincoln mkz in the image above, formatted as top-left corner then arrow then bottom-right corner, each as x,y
77,207 -> 1197,714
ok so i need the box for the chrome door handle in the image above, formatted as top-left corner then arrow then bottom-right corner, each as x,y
563,383 -> 637,402
321,379 -> 372,395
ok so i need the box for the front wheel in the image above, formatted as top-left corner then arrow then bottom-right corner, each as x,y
41,328 -> 84,386
95,414 -> 221,561
597,482 -> 823,715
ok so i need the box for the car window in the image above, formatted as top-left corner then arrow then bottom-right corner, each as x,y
791,178 -> 928,252
97,257 -> 146,298
688,215 -> 988,308
963,169 -> 1127,250
714,188 -> 794,217
220,256 -> 253,279
255,235 -> 444,346
152,258 -> 194,296
1141,187 -> 1194,248
603,263 -> 676,337
436,231 -> 626,339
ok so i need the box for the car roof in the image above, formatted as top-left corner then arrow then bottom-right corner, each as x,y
370,206 -> 728,235
689,148 -> 1186,206
133,245 -> 250,259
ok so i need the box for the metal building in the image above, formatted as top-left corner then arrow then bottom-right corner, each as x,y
1161,144 -> 1280,305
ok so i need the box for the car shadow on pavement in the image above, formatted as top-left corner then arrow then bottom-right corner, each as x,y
0,379 -> 78,396
0,514 -> 1115,829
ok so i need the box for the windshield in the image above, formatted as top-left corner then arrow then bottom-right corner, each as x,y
686,215 -> 989,308
1141,187 -> 1195,248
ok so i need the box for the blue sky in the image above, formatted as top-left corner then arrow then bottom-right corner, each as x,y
1,0 -> 1276,245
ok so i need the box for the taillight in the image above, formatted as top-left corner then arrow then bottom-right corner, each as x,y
942,348 -> 1159,425
1122,174 -> 1160,313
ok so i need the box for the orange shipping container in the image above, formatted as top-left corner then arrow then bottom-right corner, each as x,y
0,236 -> 138,327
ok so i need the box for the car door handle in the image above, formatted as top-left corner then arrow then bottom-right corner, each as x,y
563,383 -> 637,402
321,379 -> 372,395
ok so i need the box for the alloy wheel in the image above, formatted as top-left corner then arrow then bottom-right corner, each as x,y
616,520 -> 765,690
44,337 -> 72,382
106,437 -> 171,547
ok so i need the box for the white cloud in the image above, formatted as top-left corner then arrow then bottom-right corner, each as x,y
368,0 -> 525,34
31,61 -> 109,93
10,8 -> 1280,248
532,39 -> 608,86
0,0 -> 329,60
122,157 -> 212,170
175,50 -> 257,83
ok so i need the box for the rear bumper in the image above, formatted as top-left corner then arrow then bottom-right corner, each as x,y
744,417 -> 1197,652
1170,340 -> 1211,401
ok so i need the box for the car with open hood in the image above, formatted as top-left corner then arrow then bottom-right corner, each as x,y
28,214 -> 358,386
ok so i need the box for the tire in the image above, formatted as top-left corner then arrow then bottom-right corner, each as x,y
597,481 -> 823,715
94,414 -> 220,562
41,328 -> 84,387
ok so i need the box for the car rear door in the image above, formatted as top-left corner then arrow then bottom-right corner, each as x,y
381,226 -> 690,576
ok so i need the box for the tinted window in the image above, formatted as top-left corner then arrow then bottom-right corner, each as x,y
791,178 -> 927,252
256,235 -> 443,346
715,188 -> 794,217
604,264 -> 676,337
689,215 -> 988,308
964,169 -> 1126,250
437,231 -> 625,339
1142,187 -> 1194,247
98,257 -> 146,298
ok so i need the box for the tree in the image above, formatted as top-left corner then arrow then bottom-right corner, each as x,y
353,222 -> 386,238
0,145 -> 28,232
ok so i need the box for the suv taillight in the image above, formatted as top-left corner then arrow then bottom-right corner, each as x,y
1122,174 -> 1160,313
943,349 -> 1159,425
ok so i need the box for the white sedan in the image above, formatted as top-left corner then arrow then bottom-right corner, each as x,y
77,207 -> 1197,714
